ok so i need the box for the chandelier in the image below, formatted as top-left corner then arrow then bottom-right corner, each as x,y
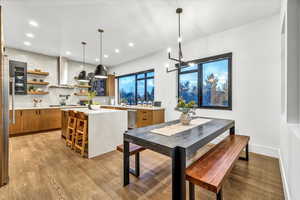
166,8 -> 186,73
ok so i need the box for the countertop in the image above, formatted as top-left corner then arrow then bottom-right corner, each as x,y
61,107 -> 127,115
101,105 -> 165,111
11,105 -> 87,110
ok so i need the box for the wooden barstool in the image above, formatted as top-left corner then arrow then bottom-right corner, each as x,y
66,110 -> 77,148
74,112 -> 88,157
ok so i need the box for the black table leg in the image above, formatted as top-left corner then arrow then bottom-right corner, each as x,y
172,147 -> 186,200
217,188 -> 223,200
123,140 -> 130,186
135,152 -> 140,177
230,126 -> 235,135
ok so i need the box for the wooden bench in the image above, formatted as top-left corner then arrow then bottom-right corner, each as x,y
186,135 -> 250,200
117,144 -> 146,177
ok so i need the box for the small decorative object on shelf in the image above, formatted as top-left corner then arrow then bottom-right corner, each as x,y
32,97 -> 42,107
87,91 -> 97,110
175,98 -> 196,125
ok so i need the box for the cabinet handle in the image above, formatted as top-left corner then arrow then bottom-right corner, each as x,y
21,111 -> 22,116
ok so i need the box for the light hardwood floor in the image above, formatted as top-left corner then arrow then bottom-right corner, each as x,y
0,131 -> 284,200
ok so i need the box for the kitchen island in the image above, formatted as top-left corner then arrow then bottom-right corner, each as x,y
61,108 -> 127,158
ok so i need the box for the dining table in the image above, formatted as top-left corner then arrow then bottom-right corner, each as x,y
123,117 -> 235,200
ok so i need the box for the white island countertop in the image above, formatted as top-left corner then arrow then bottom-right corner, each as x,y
101,105 -> 165,110
61,107 -> 125,115
63,107 -> 128,159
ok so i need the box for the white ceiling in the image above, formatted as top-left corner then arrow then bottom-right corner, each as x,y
3,0 -> 280,67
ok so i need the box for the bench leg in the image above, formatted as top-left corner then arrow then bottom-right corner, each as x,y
129,152 -> 140,177
123,141 -> 130,186
216,188 -> 223,200
239,143 -> 249,161
189,182 -> 195,200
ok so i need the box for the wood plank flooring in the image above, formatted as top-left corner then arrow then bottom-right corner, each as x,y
0,131 -> 284,200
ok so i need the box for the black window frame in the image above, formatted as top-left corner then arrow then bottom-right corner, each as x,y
117,69 -> 154,105
178,52 -> 232,110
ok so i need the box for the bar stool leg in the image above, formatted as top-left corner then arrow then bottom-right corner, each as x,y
189,182 -> 195,200
81,133 -> 86,157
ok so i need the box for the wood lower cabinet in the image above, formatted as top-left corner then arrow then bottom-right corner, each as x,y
136,109 -> 165,128
101,106 -> 165,128
22,109 -> 40,133
136,109 -> 153,127
39,109 -> 61,130
9,108 -> 62,136
9,110 -> 23,135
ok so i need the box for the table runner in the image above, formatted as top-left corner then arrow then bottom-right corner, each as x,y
151,118 -> 211,136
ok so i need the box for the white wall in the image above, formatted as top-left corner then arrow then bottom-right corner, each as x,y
6,48 -> 111,107
110,15 -> 281,157
278,0 -> 300,199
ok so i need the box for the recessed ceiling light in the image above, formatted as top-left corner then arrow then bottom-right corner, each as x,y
128,42 -> 134,47
25,33 -> 34,38
65,51 -> 71,55
115,49 -> 120,53
95,58 -> 100,62
104,54 -> 109,58
24,41 -> 31,46
29,20 -> 39,27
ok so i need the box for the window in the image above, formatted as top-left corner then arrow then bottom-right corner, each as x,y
118,70 -> 154,104
118,75 -> 136,105
178,53 -> 232,110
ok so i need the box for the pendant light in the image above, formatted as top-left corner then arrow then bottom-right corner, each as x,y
94,29 -> 108,79
77,41 -> 88,82
166,8 -> 186,73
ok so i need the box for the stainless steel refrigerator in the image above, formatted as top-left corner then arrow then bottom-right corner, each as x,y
0,6 -> 10,187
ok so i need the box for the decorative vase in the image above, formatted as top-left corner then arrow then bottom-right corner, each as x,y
88,100 -> 93,110
180,113 -> 192,125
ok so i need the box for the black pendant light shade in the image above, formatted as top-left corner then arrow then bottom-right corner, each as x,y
95,64 -> 107,79
95,29 -> 108,79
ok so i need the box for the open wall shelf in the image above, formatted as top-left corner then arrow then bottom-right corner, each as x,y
28,91 -> 49,95
27,81 -> 49,85
27,70 -> 49,76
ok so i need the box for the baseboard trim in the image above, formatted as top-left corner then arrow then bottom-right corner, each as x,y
279,149 -> 291,200
249,143 -> 279,158
211,133 -> 279,158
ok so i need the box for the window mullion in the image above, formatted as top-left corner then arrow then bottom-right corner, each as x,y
199,64 -> 203,107
145,75 -> 147,101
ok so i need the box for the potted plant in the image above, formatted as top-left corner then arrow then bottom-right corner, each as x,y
175,98 -> 196,125
87,91 -> 97,110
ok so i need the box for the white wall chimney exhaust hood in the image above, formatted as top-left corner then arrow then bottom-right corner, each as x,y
49,56 -> 75,89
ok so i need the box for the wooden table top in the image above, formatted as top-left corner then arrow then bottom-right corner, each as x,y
124,117 -> 234,157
